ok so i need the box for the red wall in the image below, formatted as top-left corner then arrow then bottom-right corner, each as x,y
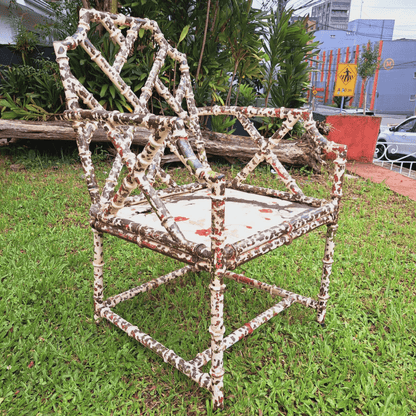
326,115 -> 381,162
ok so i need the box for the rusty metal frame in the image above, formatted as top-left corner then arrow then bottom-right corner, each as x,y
54,8 -> 347,410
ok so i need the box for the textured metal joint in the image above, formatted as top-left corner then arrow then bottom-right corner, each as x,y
223,244 -> 236,259
194,243 -> 211,259
208,282 -> 226,294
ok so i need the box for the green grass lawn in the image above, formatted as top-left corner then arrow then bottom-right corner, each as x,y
1,143 -> 415,415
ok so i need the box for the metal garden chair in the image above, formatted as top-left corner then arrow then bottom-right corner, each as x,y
54,8 -> 347,410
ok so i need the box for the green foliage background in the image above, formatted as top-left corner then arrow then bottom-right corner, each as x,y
0,0 -> 319,133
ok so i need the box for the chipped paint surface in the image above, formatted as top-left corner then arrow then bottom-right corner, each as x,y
56,8 -> 347,411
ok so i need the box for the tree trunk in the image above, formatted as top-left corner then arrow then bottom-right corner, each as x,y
226,60 -> 239,107
0,119 -> 323,171
210,0 -> 220,33
196,0 -> 211,82
110,0 -> 118,13
363,78 -> 369,115
234,77 -> 242,106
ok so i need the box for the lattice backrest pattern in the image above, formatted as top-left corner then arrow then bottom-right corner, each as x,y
54,8 -> 209,164
54,9 -> 186,112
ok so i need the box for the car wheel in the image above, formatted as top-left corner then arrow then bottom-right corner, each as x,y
374,141 -> 387,160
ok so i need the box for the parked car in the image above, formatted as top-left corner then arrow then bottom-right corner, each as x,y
342,108 -> 375,116
375,116 -> 416,160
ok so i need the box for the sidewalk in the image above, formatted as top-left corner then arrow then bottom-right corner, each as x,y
346,162 -> 416,201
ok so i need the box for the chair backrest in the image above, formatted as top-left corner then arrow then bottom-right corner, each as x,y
54,9 -> 200,118
55,10 -> 215,188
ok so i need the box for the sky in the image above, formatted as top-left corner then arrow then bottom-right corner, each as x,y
254,0 -> 416,40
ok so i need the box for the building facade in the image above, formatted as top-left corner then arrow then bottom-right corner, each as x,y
311,0 -> 351,31
314,19 -> 394,51
348,19 -> 394,41
308,39 -> 416,115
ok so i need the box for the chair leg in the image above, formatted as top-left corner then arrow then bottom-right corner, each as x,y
317,223 -> 338,325
93,230 -> 104,322
209,179 -> 226,410
209,274 -> 226,411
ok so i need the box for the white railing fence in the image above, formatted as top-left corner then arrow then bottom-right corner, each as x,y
373,142 -> 416,179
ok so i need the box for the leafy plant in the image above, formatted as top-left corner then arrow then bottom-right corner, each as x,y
12,30 -> 38,66
7,0 -> 40,65
262,8 -> 284,108
34,0 -> 84,44
258,118 -> 305,140
120,0 -> 232,109
334,95 -> 352,108
219,0 -> 266,106
66,29 -> 139,113
231,83 -> 258,107
0,61 -> 65,118
210,115 -> 237,135
357,42 -> 380,115
0,92 -> 53,120
0,65 -> 35,97
265,9 -> 319,109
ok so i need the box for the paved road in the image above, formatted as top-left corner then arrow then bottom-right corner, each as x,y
313,104 -> 408,127
376,114 -> 406,127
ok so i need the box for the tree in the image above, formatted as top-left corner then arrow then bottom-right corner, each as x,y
219,0 -> 266,107
81,0 -> 118,13
262,8 -> 285,108
264,8 -> 319,109
357,42 -> 380,115
34,1 -> 83,44
118,0 -> 232,108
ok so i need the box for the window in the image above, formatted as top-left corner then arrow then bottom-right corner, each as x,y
397,118 -> 416,132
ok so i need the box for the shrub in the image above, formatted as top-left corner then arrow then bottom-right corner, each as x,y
0,60 -> 65,119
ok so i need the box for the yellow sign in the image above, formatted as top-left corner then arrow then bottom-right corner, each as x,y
383,58 -> 394,70
334,63 -> 357,97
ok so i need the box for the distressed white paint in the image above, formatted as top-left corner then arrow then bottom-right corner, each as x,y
117,188 -> 317,246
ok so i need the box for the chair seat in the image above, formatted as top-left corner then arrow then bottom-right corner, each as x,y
113,188 -> 334,247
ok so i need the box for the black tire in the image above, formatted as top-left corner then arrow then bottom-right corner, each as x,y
374,141 -> 387,160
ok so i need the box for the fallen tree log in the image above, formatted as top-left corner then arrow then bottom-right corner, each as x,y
0,119 -> 322,171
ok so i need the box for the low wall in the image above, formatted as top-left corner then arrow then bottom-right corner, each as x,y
325,115 -> 382,162
0,45 -> 55,66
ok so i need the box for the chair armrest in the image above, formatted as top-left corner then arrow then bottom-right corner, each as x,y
64,109 -> 175,130
197,105 -> 347,156
197,105 -> 348,201
197,105 -> 310,122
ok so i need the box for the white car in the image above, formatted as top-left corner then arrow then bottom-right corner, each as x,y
342,108 -> 374,116
375,116 -> 416,160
